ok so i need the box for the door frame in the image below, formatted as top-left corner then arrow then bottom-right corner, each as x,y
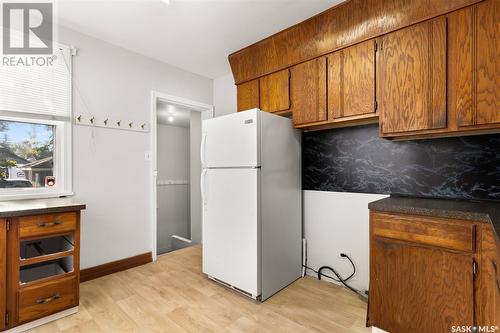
150,91 -> 214,261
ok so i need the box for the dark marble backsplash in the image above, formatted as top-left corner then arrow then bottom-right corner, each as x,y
302,124 -> 500,200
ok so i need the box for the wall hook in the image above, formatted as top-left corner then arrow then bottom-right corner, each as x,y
103,118 -> 108,126
117,120 -> 121,127
76,115 -> 82,122
129,122 -> 133,128
90,116 -> 95,124
141,123 -> 146,129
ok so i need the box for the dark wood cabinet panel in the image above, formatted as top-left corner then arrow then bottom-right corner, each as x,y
448,6 -> 475,127
369,237 -> 474,333
236,79 -> 259,112
328,39 -> 376,119
0,220 -> 5,331
259,69 -> 290,113
290,57 -> 327,125
476,0 -> 499,125
378,18 -> 447,135
229,0 -> 481,84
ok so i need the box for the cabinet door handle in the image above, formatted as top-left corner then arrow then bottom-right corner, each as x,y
36,293 -> 61,304
37,221 -> 62,228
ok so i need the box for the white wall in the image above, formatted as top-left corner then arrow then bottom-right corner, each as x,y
303,191 -> 388,291
58,25 -> 213,268
212,74 -> 386,291
157,124 -> 190,254
213,73 -> 237,117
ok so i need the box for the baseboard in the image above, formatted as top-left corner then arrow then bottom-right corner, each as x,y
80,252 -> 152,282
4,307 -> 78,333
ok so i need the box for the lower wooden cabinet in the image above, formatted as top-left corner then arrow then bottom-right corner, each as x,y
368,210 -> 500,332
3,210 -> 82,330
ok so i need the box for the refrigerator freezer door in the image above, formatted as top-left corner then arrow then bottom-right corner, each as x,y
202,168 -> 260,297
202,109 -> 260,168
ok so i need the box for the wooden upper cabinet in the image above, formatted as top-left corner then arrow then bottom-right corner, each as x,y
450,0 -> 499,128
259,69 -> 290,113
327,39 -> 376,119
378,18 -> 447,136
448,6 -> 475,127
0,220 -> 5,331
237,79 -> 259,112
476,0 -> 499,125
291,57 -> 327,126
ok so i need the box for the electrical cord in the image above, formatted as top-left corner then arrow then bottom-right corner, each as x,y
303,253 -> 367,299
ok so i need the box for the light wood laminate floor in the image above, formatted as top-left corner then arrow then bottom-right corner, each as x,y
28,246 -> 370,332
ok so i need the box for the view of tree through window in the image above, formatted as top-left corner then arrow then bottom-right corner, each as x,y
0,120 -> 55,188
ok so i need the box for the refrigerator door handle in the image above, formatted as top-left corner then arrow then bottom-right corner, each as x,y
200,133 -> 207,167
200,169 -> 208,210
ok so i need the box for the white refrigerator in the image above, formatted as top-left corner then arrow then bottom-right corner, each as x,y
201,108 -> 302,301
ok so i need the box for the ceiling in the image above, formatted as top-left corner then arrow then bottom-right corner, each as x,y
56,0 -> 343,79
157,102 -> 193,127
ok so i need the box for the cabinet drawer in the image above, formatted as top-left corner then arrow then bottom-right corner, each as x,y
18,276 -> 77,323
18,213 -> 77,239
371,212 -> 475,252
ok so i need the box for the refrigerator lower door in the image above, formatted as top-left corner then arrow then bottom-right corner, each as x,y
201,109 -> 260,168
202,168 -> 260,297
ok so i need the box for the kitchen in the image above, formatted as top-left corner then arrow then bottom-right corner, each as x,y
0,0 -> 498,332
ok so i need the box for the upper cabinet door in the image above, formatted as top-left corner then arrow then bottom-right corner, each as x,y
378,18 -> 447,136
237,79 -> 260,112
259,69 -> 290,113
476,0 -> 499,125
328,40 -> 376,119
291,57 -> 327,126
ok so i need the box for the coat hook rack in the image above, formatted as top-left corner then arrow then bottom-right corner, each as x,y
73,115 -> 149,133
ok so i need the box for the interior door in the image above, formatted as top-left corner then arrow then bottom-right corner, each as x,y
202,168 -> 260,297
202,109 -> 260,168
378,18 -> 447,135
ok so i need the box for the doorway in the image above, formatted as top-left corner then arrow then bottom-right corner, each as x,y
150,92 -> 214,260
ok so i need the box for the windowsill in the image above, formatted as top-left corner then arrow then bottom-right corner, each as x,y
0,191 -> 74,202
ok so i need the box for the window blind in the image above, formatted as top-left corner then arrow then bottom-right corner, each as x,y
0,44 -> 72,119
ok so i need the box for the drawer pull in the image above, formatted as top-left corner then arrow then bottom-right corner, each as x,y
36,293 -> 61,304
37,221 -> 62,228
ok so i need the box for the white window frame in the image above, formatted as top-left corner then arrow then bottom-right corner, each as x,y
0,40 -> 74,201
0,111 -> 73,200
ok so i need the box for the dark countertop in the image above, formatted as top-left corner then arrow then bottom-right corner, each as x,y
369,196 -> 500,237
0,198 -> 86,218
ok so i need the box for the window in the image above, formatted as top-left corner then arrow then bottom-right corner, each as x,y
0,45 -> 72,200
